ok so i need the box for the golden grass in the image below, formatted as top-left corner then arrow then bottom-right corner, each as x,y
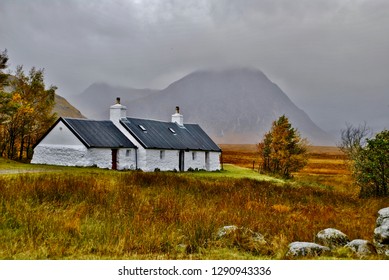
220,144 -> 355,193
0,159 -> 387,259
0,147 -> 387,260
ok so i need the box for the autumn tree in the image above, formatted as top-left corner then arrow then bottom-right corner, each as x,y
0,58 -> 57,160
0,49 -> 15,155
257,115 -> 308,178
0,49 -> 8,89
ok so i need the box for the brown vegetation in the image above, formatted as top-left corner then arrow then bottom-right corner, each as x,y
0,147 -> 387,259
221,144 -> 354,193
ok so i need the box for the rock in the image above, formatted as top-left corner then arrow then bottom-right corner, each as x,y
286,242 -> 330,257
316,228 -> 350,248
376,207 -> 389,227
345,239 -> 377,257
217,225 -> 266,243
216,225 -> 267,253
373,243 -> 389,256
374,218 -> 389,245
217,225 -> 239,238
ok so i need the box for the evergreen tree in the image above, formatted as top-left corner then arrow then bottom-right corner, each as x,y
354,130 -> 388,197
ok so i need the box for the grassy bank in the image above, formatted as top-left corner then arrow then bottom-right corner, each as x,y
0,166 -> 387,259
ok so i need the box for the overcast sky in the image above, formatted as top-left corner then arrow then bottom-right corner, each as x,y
1,0 -> 388,135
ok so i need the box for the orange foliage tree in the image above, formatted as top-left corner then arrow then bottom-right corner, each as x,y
0,63 -> 57,160
257,115 -> 308,178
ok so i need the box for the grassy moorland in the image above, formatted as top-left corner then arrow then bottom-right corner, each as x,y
0,147 -> 388,260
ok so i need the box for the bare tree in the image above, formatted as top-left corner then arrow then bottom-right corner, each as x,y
338,122 -> 371,160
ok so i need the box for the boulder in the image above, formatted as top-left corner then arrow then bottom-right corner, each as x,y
376,207 -> 389,227
286,242 -> 330,257
374,218 -> 389,245
316,228 -> 350,248
345,239 -> 377,257
216,225 -> 267,253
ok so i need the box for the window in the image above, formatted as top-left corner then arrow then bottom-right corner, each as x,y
169,127 -> 176,134
192,152 -> 196,160
160,150 -> 165,160
139,125 -> 147,131
126,150 -> 131,157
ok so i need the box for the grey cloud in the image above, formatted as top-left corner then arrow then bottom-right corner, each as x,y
0,0 -> 387,135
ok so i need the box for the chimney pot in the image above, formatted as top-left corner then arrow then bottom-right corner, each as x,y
172,106 -> 183,126
110,97 -> 127,123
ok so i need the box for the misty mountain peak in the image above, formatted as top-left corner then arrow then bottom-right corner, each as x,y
72,67 -> 334,145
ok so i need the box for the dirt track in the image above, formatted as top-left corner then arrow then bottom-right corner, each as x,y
0,169 -> 54,174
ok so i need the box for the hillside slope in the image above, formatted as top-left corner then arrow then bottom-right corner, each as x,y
54,94 -> 85,118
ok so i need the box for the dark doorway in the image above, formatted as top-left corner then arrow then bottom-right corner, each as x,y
112,149 -> 118,170
179,150 -> 185,172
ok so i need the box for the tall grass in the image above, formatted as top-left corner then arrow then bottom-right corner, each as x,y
0,170 -> 387,259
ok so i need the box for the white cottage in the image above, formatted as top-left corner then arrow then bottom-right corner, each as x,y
32,98 -> 222,171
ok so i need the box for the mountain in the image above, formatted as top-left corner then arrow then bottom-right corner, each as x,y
54,94 -> 85,118
3,75 -> 83,119
72,68 -> 335,145
69,82 -> 158,120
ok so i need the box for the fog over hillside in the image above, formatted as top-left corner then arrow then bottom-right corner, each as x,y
2,1 -> 388,138
71,68 -> 335,145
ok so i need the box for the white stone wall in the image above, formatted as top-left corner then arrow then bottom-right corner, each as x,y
117,148 -> 137,170
136,146 -> 147,170
142,149 -> 178,171
185,151 -> 221,171
138,149 -> 221,172
184,151 -> 203,170
32,145 -> 137,170
209,152 -> 221,171
87,148 -> 112,169
31,144 -> 89,166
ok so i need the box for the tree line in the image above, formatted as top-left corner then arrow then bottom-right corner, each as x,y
338,123 -> 388,198
0,49 -> 57,160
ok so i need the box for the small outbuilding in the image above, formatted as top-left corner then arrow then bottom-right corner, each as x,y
32,98 -> 222,171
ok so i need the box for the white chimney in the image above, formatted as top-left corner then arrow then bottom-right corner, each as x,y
110,97 -> 127,124
171,106 -> 184,126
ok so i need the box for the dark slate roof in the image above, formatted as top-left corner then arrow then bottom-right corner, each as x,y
120,117 -> 221,152
62,118 -> 136,148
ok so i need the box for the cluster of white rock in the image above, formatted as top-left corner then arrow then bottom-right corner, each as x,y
374,207 -> 389,255
286,207 -> 389,258
214,207 -> 389,258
